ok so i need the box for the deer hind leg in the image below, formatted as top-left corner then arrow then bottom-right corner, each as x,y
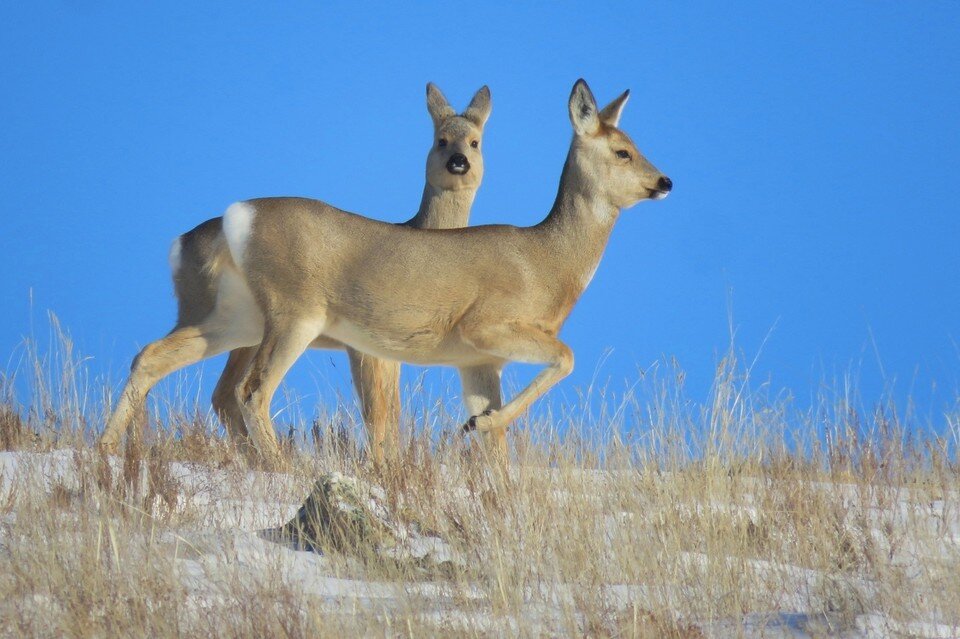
236,319 -> 322,469
347,348 -> 401,465
212,347 -> 256,447
459,364 -> 505,457
100,322 -> 253,453
461,324 -> 573,444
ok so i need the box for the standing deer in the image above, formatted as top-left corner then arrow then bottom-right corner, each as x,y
215,79 -> 671,468
99,84 -> 492,463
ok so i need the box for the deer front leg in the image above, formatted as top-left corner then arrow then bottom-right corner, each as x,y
460,325 -> 573,449
346,348 -> 401,465
459,364 -> 505,457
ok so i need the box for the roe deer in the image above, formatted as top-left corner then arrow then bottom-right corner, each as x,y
99,84 -> 492,463
216,79 -> 671,468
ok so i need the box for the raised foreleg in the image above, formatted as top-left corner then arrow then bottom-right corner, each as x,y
458,364 -> 505,456
460,324 -> 573,450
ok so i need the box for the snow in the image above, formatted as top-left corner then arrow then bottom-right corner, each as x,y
1,449 -> 958,637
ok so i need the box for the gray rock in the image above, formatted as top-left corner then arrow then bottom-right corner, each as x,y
279,472 -> 462,571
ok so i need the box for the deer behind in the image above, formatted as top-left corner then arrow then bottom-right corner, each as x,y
100,84 -> 492,462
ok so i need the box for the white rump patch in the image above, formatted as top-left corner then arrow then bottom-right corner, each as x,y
168,236 -> 183,275
222,201 -> 256,268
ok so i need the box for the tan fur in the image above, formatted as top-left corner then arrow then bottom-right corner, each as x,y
224,80 -> 671,467
99,84 -> 492,463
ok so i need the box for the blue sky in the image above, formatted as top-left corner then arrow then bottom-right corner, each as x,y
1,3 -> 958,432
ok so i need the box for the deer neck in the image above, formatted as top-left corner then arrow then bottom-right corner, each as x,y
405,183 -> 477,230
538,150 -> 620,294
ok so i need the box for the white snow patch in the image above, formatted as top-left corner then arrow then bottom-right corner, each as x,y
3,450 -> 959,637
856,612 -> 960,639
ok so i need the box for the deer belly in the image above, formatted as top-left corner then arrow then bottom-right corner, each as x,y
324,317 -> 482,366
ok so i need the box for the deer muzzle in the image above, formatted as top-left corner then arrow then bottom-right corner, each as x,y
446,153 -> 470,175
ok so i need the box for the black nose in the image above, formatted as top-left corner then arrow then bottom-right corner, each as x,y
446,153 -> 470,175
657,176 -> 673,192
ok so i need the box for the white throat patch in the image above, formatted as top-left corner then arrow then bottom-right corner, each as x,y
168,236 -> 183,275
580,257 -> 601,290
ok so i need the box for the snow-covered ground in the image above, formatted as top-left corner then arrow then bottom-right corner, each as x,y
1,449 -> 958,637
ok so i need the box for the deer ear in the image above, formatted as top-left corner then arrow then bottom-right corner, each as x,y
462,85 -> 491,128
599,90 -> 629,127
426,83 -> 456,126
568,79 -> 600,136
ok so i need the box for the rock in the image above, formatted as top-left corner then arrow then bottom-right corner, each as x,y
279,472 -> 462,571
281,472 -> 390,554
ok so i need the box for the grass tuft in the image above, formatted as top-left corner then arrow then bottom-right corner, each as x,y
0,324 -> 956,636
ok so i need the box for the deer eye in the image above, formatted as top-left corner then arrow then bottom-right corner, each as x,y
616,150 -> 632,160
438,138 -> 448,148
470,140 -> 479,148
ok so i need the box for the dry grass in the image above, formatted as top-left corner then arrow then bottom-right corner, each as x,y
0,323 -> 957,637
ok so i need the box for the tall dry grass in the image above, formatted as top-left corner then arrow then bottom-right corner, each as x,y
0,320 -> 957,637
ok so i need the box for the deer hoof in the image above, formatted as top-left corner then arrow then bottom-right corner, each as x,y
463,409 -> 496,433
